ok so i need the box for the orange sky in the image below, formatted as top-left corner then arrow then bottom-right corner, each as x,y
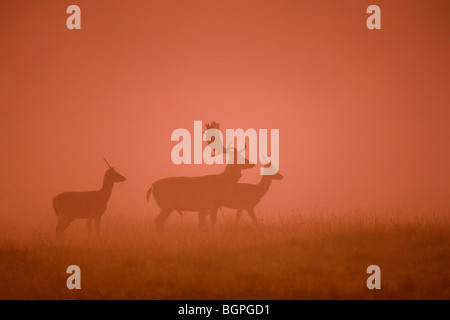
0,0 -> 449,221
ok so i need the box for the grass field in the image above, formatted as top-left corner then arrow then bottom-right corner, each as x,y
0,209 -> 449,299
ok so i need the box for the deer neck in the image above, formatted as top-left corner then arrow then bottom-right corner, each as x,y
100,178 -> 114,201
257,176 -> 273,197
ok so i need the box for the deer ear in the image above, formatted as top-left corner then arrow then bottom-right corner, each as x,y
103,158 -> 112,168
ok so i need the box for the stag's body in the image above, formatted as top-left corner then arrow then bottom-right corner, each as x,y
220,164 -> 283,225
53,161 -> 126,239
147,149 -> 254,230
150,174 -> 230,212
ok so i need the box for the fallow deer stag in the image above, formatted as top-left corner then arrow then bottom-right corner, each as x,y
52,159 -> 126,239
220,162 -> 283,225
146,147 -> 254,231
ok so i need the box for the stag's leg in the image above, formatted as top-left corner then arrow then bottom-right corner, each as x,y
199,211 -> 208,228
235,209 -> 243,224
87,218 -> 92,236
155,209 -> 172,231
56,216 -> 73,240
94,217 -> 101,236
208,207 -> 219,227
247,208 -> 258,226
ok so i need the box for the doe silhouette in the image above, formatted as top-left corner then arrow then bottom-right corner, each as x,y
221,162 -> 283,225
53,159 -> 126,239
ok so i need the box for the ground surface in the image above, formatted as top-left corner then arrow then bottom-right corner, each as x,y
0,210 -> 448,299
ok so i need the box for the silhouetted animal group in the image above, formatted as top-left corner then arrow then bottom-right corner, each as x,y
53,148 -> 282,239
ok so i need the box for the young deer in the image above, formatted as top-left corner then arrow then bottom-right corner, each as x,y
53,159 -> 126,239
220,162 -> 283,225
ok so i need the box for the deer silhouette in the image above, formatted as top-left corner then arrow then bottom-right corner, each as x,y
220,162 -> 283,225
52,159 -> 126,239
146,146 -> 254,230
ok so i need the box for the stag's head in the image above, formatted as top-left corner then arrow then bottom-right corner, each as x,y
103,158 -> 126,183
222,145 -> 255,180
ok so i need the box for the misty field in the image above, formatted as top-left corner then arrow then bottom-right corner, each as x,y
0,209 -> 449,299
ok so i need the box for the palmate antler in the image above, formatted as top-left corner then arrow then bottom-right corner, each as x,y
204,121 -> 247,157
205,121 -> 220,130
224,142 -> 246,155
204,121 -> 221,150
